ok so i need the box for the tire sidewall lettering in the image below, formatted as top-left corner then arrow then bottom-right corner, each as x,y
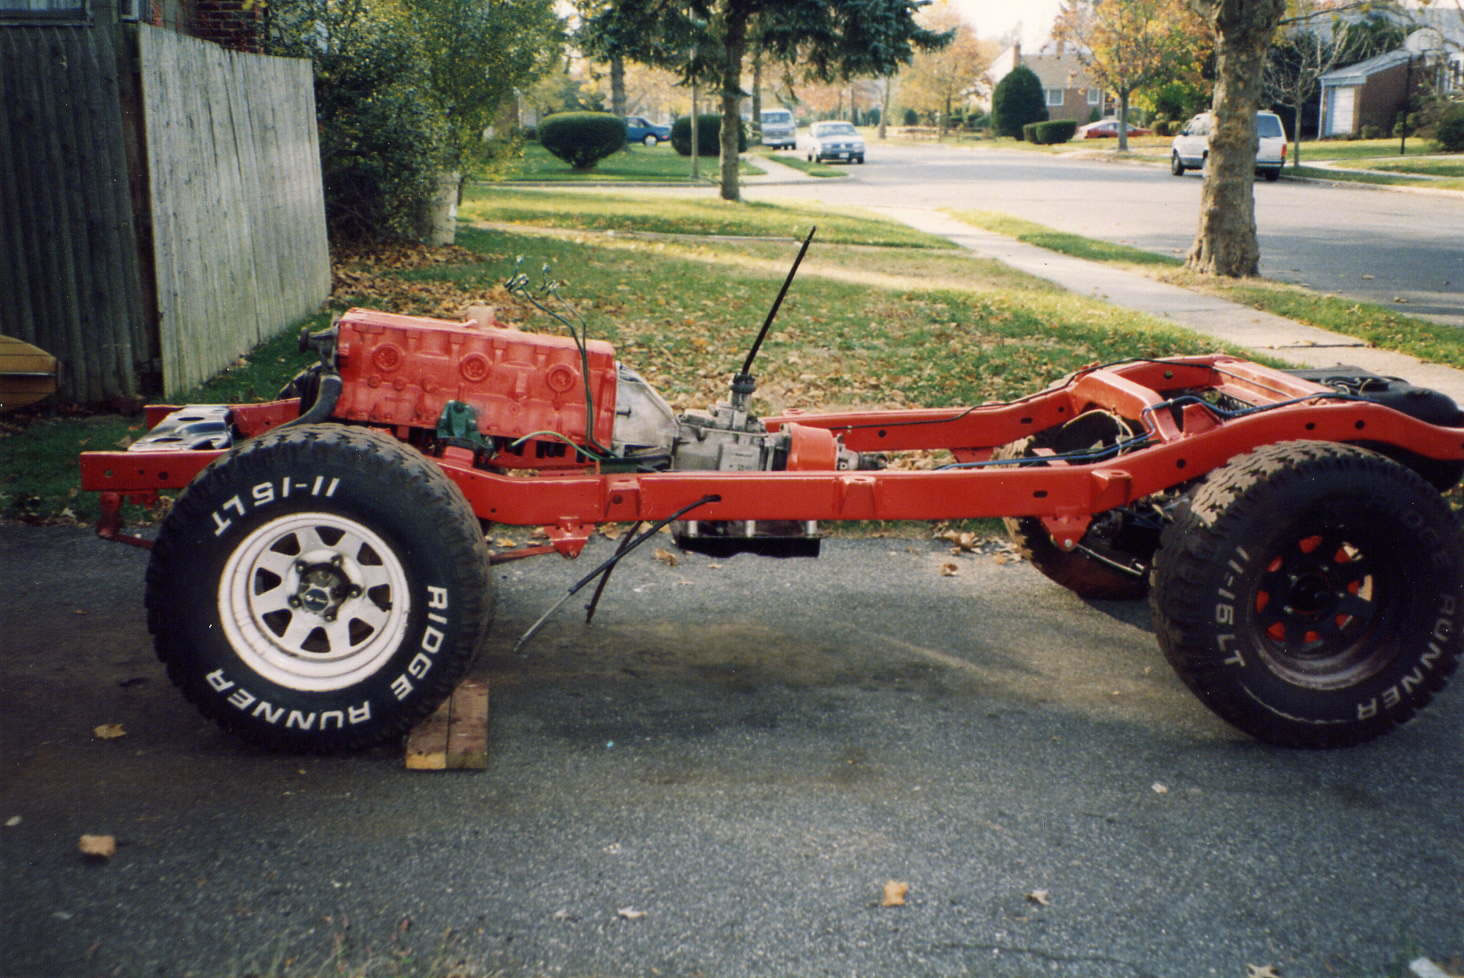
210,475 -> 340,538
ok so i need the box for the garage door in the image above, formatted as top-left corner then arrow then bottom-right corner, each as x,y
1326,86 -> 1356,137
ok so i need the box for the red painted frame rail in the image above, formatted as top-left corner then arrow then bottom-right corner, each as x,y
80,356 -> 1464,554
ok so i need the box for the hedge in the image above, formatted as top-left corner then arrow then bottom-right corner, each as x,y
539,112 -> 626,170
672,114 -> 747,156
1022,120 -> 1078,144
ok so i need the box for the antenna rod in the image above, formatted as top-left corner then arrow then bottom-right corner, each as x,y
740,226 -> 816,377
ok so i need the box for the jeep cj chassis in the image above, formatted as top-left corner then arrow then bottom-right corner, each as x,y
80,256 -> 1464,753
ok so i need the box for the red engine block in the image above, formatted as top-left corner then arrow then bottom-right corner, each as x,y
332,308 -> 619,468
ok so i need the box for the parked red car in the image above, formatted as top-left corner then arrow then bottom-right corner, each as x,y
1078,118 -> 1153,139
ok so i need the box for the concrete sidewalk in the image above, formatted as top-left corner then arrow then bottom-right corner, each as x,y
870,204 -> 1464,405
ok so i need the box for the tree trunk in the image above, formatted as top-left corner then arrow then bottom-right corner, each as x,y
717,5 -> 749,202
1291,77 -> 1303,167
878,75 -> 892,140
1117,89 -> 1131,152
610,54 -> 627,118
1185,0 -> 1286,277
751,47 -> 763,143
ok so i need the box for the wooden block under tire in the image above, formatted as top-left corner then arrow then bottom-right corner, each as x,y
405,679 -> 489,770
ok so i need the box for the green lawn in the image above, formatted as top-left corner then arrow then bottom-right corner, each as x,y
1295,137 -> 1453,162
7,191 -> 1251,524
458,186 -> 952,249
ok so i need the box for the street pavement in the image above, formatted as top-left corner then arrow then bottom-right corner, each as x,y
2,525 -> 1461,978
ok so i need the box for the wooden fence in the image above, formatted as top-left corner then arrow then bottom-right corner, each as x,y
0,23 -> 151,403
140,25 -> 329,395
0,19 -> 328,402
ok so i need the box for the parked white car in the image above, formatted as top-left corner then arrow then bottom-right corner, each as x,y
1170,110 -> 1287,181
800,121 -> 865,164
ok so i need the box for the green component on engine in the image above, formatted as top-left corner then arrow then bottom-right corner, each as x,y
434,400 -> 492,452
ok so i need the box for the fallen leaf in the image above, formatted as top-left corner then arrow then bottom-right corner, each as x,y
939,563 -> 959,577
493,537 -> 517,548
599,524 -> 623,541
1152,782 -> 1170,795
1026,889 -> 1052,907
617,907 -> 647,920
653,548 -> 679,567
79,835 -> 117,860
5,816 -> 20,828
93,723 -> 127,740
881,881 -> 909,907
1246,965 -> 1282,978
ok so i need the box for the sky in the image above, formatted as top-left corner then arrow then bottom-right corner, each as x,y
950,0 -> 1064,49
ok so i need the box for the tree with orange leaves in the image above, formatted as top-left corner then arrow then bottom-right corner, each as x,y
1052,0 -> 1206,150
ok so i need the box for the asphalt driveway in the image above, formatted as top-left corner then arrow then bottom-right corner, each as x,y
2,524 -> 1461,978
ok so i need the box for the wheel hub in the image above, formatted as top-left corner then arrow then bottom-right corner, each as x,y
290,555 -> 362,621
1252,530 -> 1393,688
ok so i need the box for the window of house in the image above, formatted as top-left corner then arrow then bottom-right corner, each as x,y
0,0 -> 89,21
1046,89 -> 1064,106
1087,88 -> 1101,106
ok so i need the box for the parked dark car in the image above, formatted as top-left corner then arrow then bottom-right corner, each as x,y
624,116 -> 671,146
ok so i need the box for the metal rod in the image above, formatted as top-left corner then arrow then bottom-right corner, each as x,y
512,495 -> 721,654
584,520 -> 643,623
739,226 -> 816,378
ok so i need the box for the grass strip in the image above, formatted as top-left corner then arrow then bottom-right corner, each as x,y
768,153 -> 847,177
1285,164 -> 1464,191
950,210 -> 1183,268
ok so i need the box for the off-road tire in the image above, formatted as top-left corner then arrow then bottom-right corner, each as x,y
146,423 -> 494,752
994,438 -> 1150,600
1149,441 -> 1463,747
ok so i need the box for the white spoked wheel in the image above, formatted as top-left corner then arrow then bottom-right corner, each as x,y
221,512 -> 411,692
149,423 -> 493,752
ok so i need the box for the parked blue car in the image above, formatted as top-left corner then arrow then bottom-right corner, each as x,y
624,116 -> 671,146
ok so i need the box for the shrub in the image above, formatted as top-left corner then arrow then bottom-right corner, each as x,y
1023,120 -> 1077,144
903,107 -> 919,126
671,114 -> 746,156
1360,123 -> 1382,140
1434,102 -> 1464,152
539,111 -> 625,169
1032,120 -> 1078,144
992,65 -> 1048,138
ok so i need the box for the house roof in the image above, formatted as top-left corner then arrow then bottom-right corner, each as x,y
1319,48 -> 1412,86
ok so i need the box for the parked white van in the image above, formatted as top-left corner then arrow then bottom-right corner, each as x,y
760,108 -> 796,150
1170,110 -> 1287,182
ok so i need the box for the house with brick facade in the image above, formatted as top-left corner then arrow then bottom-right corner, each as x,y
1316,14 -> 1463,138
988,41 -> 1112,123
